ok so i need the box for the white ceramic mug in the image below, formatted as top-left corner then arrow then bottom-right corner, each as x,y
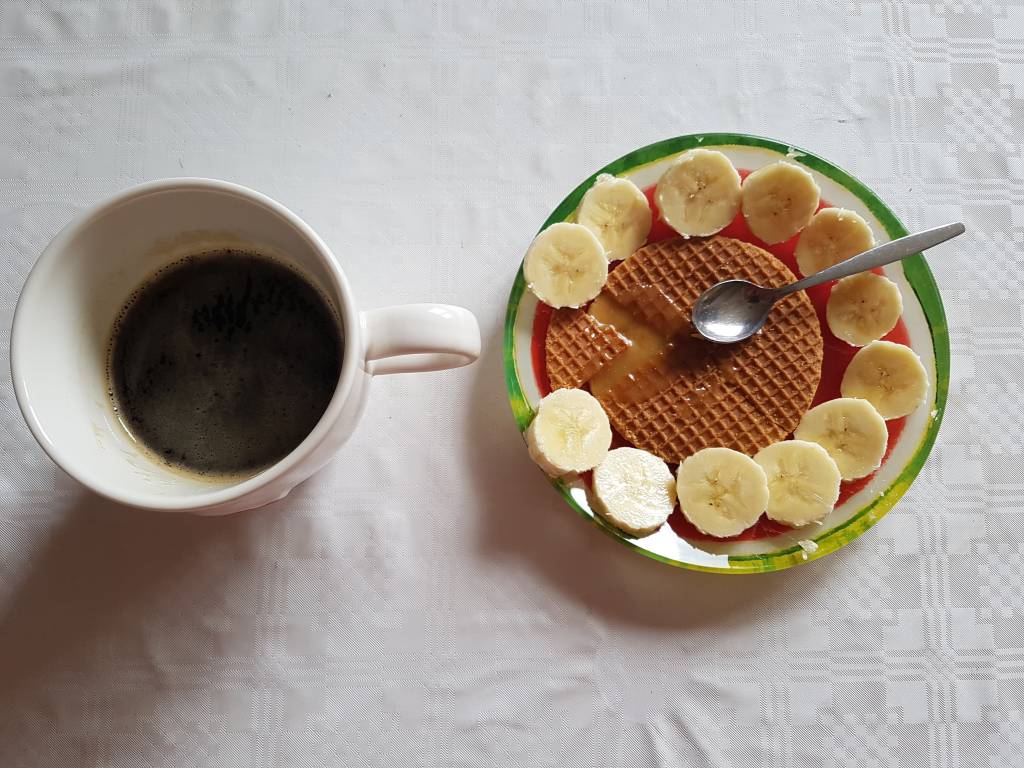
10,178 -> 481,515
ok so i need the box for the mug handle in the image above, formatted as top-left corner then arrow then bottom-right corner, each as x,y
362,304 -> 481,375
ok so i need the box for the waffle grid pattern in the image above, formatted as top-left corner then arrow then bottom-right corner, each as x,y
548,236 -> 823,461
546,308 -> 630,390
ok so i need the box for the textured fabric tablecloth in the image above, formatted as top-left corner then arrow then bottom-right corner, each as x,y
1,2 -> 1022,765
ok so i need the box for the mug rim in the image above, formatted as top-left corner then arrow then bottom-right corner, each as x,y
10,177 -> 361,511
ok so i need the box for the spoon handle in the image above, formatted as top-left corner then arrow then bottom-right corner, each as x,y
776,221 -> 966,297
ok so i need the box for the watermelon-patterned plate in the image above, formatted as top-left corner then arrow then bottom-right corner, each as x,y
502,133 -> 948,574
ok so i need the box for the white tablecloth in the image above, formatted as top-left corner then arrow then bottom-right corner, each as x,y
1,2 -> 1021,765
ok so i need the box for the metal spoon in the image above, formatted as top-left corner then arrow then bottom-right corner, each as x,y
691,222 -> 965,344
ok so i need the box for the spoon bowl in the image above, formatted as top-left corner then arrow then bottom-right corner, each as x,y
691,279 -> 778,343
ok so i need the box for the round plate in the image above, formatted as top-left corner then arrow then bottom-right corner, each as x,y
503,133 -> 949,574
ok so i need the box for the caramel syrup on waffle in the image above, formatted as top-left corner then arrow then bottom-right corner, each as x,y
589,286 -> 718,408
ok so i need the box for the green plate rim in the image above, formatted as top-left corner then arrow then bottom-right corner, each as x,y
502,132 -> 949,574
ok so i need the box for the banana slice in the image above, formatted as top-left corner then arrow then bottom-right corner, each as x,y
526,388 -> 612,476
795,208 -> 875,276
524,222 -> 608,309
754,440 -> 841,527
577,174 -> 653,262
676,447 -> 769,538
741,161 -> 821,244
840,340 -> 928,419
655,149 -> 742,237
794,398 -> 888,481
826,272 -> 903,347
592,447 -> 676,536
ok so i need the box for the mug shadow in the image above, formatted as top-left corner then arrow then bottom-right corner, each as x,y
0,474 -> 280,763
465,321 -> 846,630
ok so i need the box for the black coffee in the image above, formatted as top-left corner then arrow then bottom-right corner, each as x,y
108,250 -> 343,477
